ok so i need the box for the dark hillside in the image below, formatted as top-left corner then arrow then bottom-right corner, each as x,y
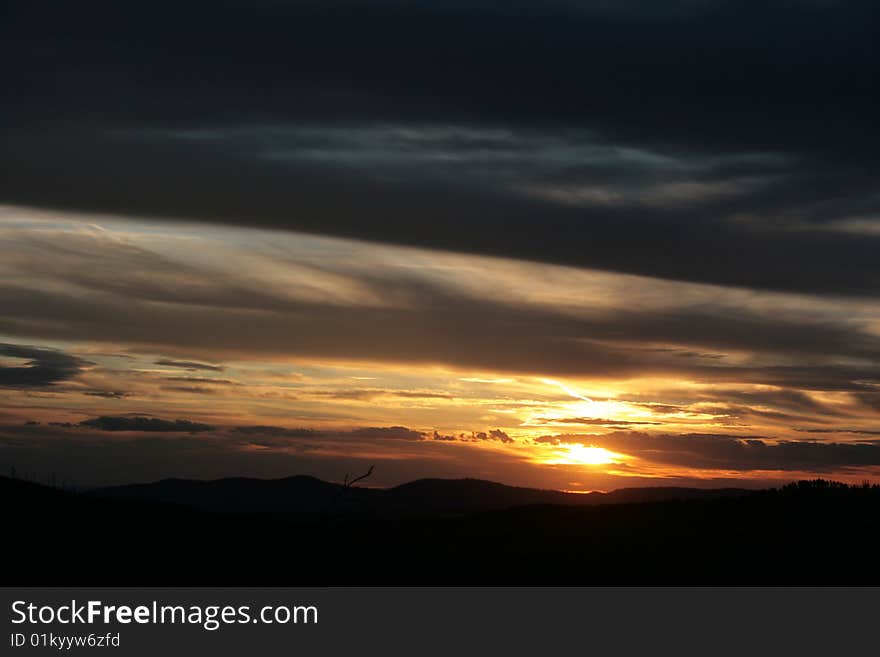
4,476 -> 878,585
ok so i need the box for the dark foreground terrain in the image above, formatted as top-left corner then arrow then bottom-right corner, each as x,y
3,475 -> 879,584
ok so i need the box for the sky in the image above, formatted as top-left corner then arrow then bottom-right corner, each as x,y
1,1 -> 879,489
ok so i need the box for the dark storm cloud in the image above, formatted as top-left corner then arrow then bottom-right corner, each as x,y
2,1 -> 879,295
80,416 -> 215,433
542,431 -> 880,472
0,343 -> 88,388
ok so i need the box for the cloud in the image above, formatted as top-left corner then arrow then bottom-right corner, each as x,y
161,386 -> 217,395
3,419 -> 878,489
538,417 -> 662,426
230,424 -> 510,445
2,2 -> 879,296
232,426 -> 321,439
231,425 -> 425,445
699,389 -> 843,416
0,343 -> 88,388
79,416 -> 215,433
84,391 -> 129,399
309,388 -> 454,401
541,431 -> 880,472
2,234 -> 880,391
162,377 -> 238,385
154,359 -> 225,372
230,425 -> 324,448
1,218 -> 879,401
488,429 -> 513,443
795,428 -> 880,437
854,393 -> 880,413
429,429 -> 514,443
348,426 -> 425,441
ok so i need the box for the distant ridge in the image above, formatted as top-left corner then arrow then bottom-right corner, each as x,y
89,475 -> 752,515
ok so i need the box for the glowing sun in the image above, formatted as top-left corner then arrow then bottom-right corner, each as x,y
542,444 -> 625,466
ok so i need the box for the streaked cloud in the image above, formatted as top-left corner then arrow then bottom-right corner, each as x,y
0,343 -> 89,388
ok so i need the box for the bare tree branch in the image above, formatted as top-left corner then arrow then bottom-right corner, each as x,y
343,465 -> 374,489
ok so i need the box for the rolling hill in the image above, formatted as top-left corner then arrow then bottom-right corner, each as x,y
89,475 -> 752,515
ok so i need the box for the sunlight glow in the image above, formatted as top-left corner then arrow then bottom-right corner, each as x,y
541,444 -> 627,466
541,378 -> 595,403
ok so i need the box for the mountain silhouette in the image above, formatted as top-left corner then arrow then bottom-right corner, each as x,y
90,475 -> 375,514
89,475 -> 751,515
5,474 -> 879,585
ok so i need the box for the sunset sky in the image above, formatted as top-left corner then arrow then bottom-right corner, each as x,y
2,1 -> 879,489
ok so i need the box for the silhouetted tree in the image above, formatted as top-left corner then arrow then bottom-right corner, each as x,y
343,465 -> 374,489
